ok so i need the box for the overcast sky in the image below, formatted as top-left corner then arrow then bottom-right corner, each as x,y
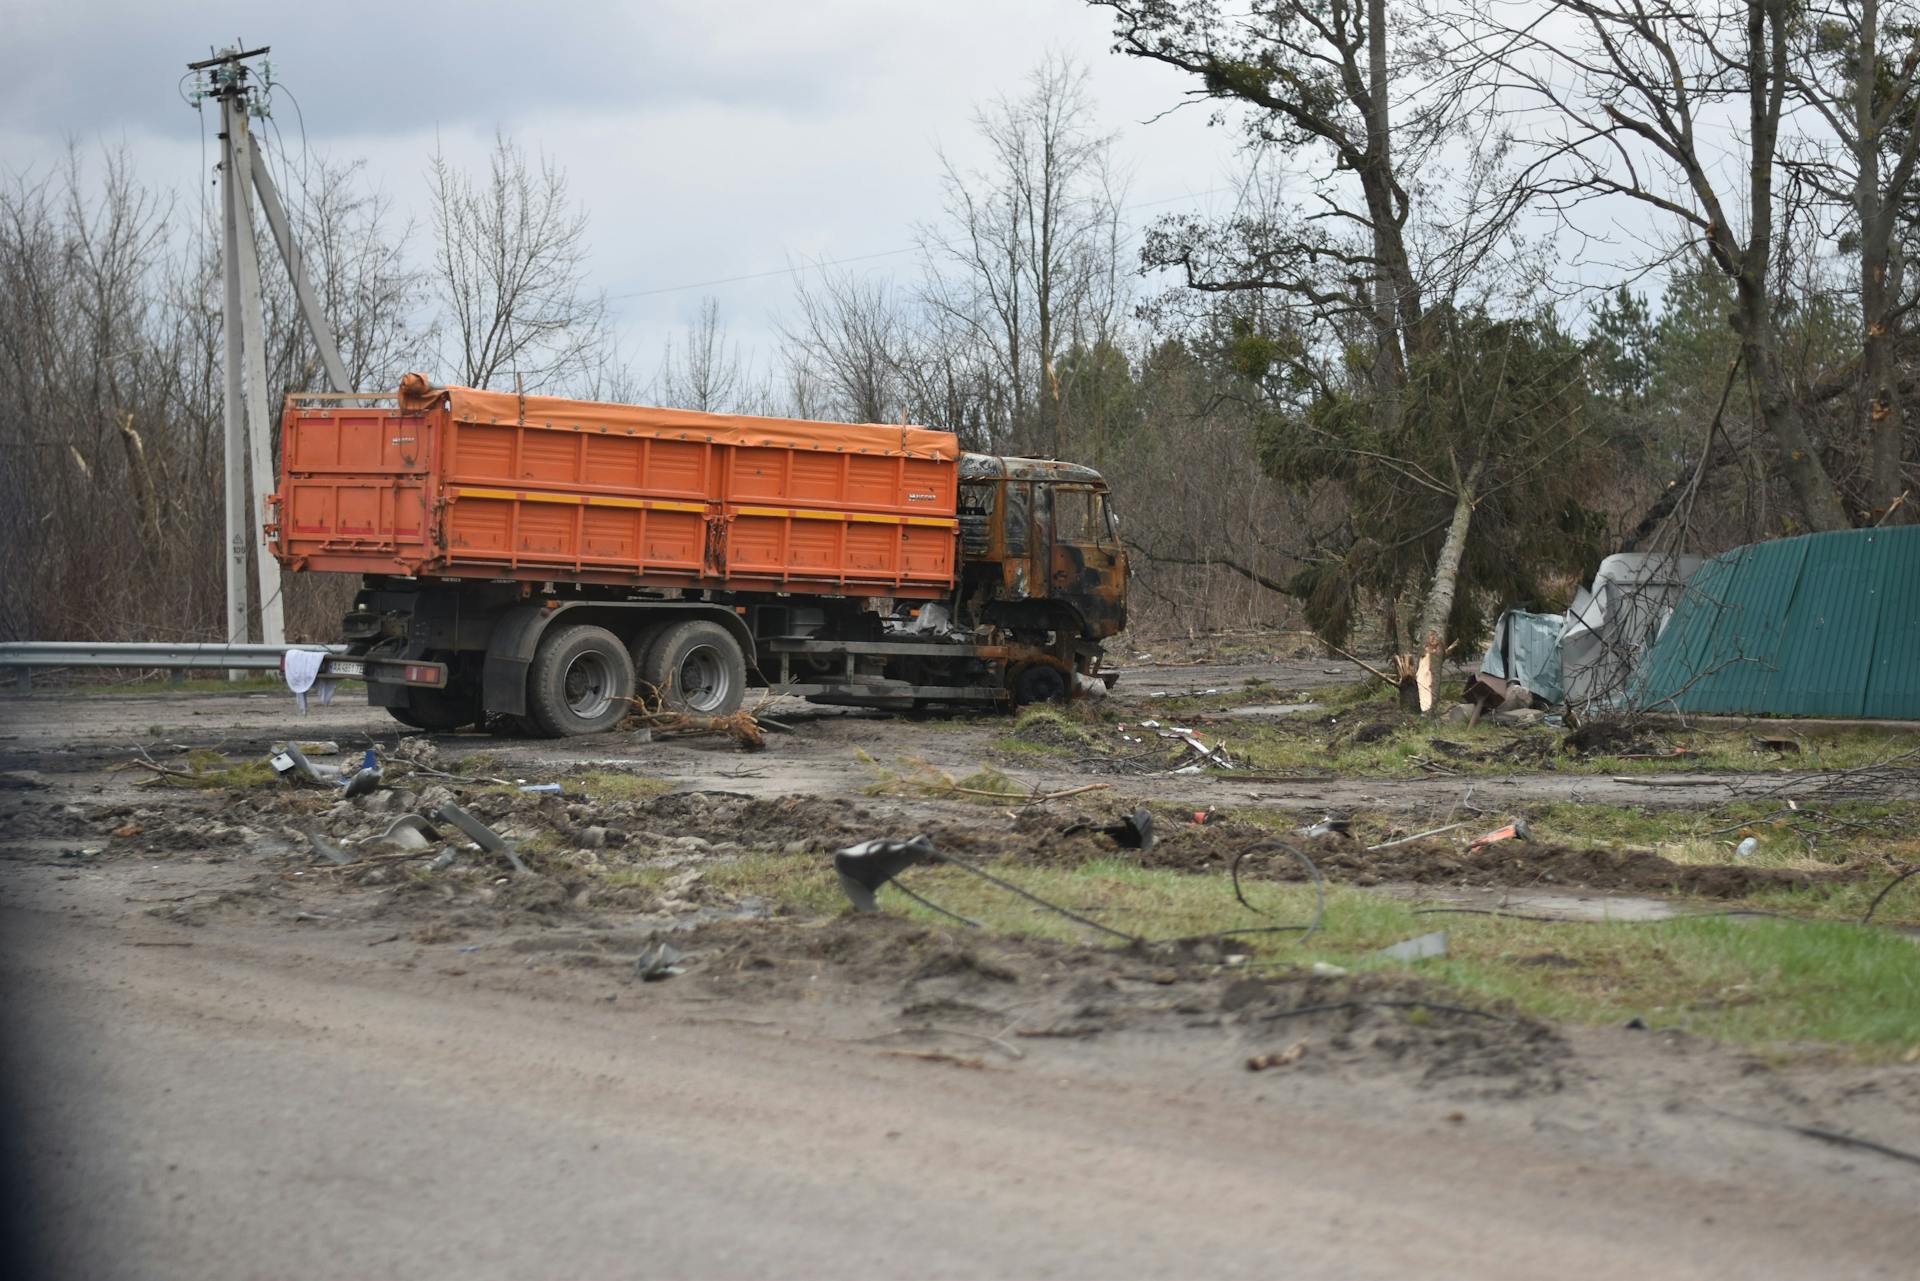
5,0 -> 1249,385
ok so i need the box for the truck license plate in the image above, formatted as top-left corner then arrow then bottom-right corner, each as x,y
327,660 -> 366,677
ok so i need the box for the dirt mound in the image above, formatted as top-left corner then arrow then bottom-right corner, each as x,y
1238,836 -> 1863,898
1005,804 -> 1871,898
682,913 -> 1567,1096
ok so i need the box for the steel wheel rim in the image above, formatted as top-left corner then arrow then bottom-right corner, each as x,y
676,644 -> 731,713
562,651 -> 615,719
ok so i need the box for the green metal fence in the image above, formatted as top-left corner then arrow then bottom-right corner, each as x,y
1636,526 -> 1920,719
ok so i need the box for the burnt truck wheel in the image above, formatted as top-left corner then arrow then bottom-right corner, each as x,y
527,624 -> 636,736
641,621 -> 746,715
1011,662 -> 1069,707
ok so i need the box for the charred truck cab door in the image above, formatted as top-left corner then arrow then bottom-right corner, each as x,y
1048,486 -> 1127,639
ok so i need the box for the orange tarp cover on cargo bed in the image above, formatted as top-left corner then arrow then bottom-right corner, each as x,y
398,373 -> 960,461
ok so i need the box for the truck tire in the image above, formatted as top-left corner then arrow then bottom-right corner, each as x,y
641,620 -> 746,716
526,624 -> 636,737
1011,662 -> 1068,707
625,622 -> 671,708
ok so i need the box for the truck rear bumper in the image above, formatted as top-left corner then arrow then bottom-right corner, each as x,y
318,654 -> 449,688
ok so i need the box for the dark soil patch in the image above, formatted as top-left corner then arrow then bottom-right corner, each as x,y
1007,806 -> 1868,898
680,913 -> 1567,1096
1560,719 -> 1668,758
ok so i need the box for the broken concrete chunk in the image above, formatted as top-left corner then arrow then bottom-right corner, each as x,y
1374,930 -> 1449,962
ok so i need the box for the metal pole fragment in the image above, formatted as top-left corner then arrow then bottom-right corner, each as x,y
250,157 -> 350,393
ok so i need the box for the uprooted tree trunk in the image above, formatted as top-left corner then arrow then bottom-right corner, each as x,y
1407,465 -> 1481,714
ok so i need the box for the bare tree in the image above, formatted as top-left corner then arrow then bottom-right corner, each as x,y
0,142 -> 434,645
919,54 -> 1125,456
289,155 -> 434,390
428,131 -> 609,392
1786,0 -> 1920,520
655,297 -> 746,413
1490,0 -> 1855,530
782,268 -> 911,423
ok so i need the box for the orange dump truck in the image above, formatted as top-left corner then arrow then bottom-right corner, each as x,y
272,375 -> 1127,734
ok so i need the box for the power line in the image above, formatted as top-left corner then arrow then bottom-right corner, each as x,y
605,186 -> 1233,305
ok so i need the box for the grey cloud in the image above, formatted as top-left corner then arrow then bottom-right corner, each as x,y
4,0 -> 864,142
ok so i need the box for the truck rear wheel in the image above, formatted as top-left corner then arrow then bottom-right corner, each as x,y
641,621 -> 746,716
527,624 -> 636,737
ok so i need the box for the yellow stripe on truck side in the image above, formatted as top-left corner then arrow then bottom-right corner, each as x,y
732,504 -> 958,529
446,486 -> 707,515
447,487 -> 956,529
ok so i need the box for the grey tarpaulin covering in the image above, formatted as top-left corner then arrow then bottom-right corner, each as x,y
1478,611 -> 1567,705
1562,552 -> 1704,712
1478,553 -> 1704,712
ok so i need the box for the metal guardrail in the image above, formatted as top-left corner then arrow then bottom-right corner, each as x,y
1,642 -> 344,690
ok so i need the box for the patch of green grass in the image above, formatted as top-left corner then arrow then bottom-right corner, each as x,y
152,752 -> 279,790
45,674 -> 284,696
451,751 -> 504,776
1525,798 -> 1920,865
1574,726 -> 1914,775
702,850 -> 848,912
1131,710 -> 1920,782
1314,677 -> 1400,710
572,770 -> 671,801
993,707 -> 1096,758
680,848 -> 1920,1057
858,752 -> 1034,803
1425,914 -> 1920,1053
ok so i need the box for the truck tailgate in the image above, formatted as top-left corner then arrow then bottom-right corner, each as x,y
274,401 -> 432,571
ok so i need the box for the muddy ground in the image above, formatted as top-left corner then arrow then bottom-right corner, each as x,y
2,660 -> 1918,1276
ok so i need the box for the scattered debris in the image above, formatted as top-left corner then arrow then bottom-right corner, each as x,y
1375,930 -> 1450,962
835,837 -> 940,913
1245,1041 -> 1308,1072
1299,815 -> 1351,839
1064,807 -> 1155,851
305,830 -> 353,865
1368,821 -> 1468,851
364,814 -> 439,853
1468,820 -> 1531,849
341,748 -> 383,799
432,802 -> 531,875
633,939 -> 686,981
624,704 -> 767,751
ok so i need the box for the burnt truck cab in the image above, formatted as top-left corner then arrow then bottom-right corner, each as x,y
956,453 -> 1128,674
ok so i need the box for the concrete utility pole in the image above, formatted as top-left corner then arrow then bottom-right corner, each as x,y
188,44 -> 351,657
227,100 -> 285,646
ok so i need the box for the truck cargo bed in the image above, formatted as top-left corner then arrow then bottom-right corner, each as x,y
272,379 -> 961,597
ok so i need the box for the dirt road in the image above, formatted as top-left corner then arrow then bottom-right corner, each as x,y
3,677 -> 1917,1278
4,862 -> 1913,1281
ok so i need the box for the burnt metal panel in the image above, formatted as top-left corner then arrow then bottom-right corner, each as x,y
1637,527 -> 1920,718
